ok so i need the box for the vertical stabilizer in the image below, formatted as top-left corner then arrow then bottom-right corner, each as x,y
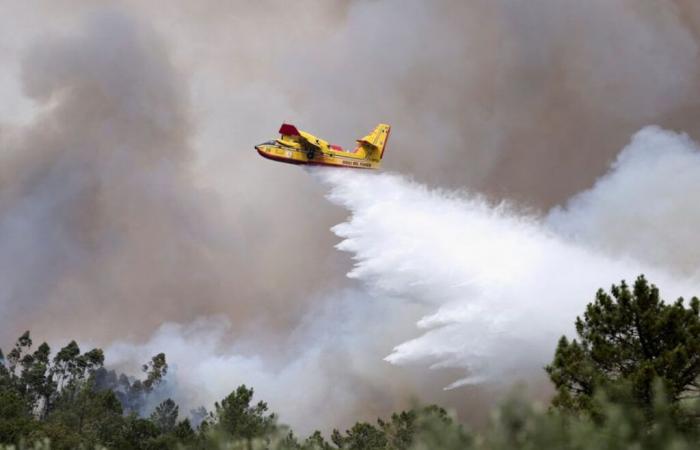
356,124 -> 391,161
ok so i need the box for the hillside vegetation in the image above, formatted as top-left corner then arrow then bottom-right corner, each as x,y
1,276 -> 699,449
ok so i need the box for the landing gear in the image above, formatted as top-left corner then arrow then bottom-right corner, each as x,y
304,143 -> 315,160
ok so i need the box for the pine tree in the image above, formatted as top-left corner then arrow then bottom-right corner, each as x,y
212,385 -> 277,441
546,275 -> 700,421
150,398 -> 179,433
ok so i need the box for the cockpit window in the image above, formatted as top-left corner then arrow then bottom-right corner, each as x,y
261,140 -> 276,146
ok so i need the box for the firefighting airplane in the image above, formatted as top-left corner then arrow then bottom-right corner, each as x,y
255,123 -> 390,169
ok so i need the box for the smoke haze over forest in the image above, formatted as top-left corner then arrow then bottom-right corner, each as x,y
2,0 -> 700,434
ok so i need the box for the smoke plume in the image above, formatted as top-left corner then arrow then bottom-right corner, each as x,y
2,0 -> 700,437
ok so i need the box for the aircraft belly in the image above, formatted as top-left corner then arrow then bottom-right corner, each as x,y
319,154 -> 376,169
257,146 -> 378,169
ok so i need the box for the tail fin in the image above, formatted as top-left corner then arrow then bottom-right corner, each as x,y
356,124 -> 391,161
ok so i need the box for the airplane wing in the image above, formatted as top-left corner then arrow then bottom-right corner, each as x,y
279,123 -> 301,137
279,123 -> 322,149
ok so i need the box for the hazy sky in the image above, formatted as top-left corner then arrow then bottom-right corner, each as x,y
2,0 -> 700,432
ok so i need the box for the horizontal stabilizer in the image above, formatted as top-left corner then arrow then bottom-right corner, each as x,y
356,139 -> 378,149
279,123 -> 301,136
355,124 -> 390,161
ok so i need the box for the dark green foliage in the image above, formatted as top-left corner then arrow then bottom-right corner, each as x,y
143,353 -> 168,391
0,386 -> 34,444
114,414 -> 162,450
409,390 -> 699,450
2,275 -> 700,449
546,275 -> 700,423
0,332 -> 176,449
378,411 -> 415,449
378,406 -> 450,449
210,385 -> 277,441
0,332 -> 106,423
25,382 -> 123,449
405,405 -> 471,450
325,405 -> 455,450
173,418 -> 196,442
93,353 -> 169,414
301,430 -> 332,450
6,331 -> 32,375
151,399 -> 179,433
331,422 -> 388,449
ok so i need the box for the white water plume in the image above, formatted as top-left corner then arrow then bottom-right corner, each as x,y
314,125 -> 700,388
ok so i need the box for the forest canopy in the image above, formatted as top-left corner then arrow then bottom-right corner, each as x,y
1,275 -> 699,449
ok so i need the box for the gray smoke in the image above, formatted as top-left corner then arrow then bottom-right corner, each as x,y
0,10 -> 239,343
3,0 -> 700,435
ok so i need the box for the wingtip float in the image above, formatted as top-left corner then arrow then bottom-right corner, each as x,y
255,123 -> 390,169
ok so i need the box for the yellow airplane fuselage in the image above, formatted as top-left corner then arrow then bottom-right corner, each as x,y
256,123 -> 390,170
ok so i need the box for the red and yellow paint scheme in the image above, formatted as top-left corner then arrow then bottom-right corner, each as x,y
256,123 -> 390,169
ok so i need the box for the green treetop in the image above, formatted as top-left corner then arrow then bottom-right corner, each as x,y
546,275 -> 700,422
